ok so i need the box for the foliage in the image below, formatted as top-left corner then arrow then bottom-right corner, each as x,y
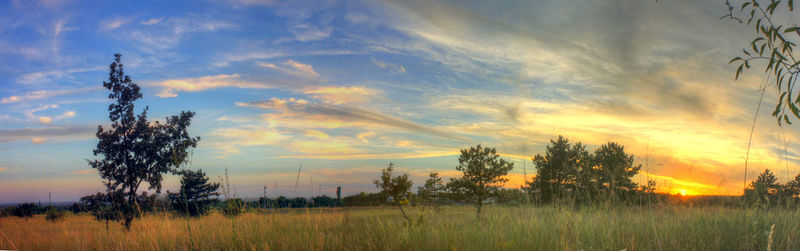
593,142 -> 642,201
342,192 -> 385,207
726,0 -> 800,125
88,54 -> 200,230
374,162 -> 414,221
80,192 -> 121,230
526,136 -> 643,205
222,198 -> 244,216
168,169 -> 220,217
45,207 -> 66,222
745,169 -> 782,206
447,145 -> 514,217
11,203 -> 37,220
417,172 -> 446,206
527,136 -> 589,204
494,188 -> 528,206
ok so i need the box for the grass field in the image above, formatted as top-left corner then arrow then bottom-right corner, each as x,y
1,205 -> 799,250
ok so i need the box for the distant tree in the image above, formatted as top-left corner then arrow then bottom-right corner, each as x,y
527,136 -> 589,203
447,145 -> 514,217
88,54 -> 200,230
312,195 -> 336,207
374,162 -> 414,221
417,172 -> 445,205
745,169 -> 782,206
336,186 -> 342,206
81,192 -> 120,231
45,207 -> 66,222
594,142 -> 642,201
494,188 -> 527,206
12,203 -> 37,220
168,169 -> 220,216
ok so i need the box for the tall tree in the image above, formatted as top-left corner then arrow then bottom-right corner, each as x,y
374,162 -> 414,221
594,142 -> 641,201
417,172 -> 445,205
448,145 -> 514,217
168,169 -> 220,216
88,54 -> 200,230
527,136 -> 589,203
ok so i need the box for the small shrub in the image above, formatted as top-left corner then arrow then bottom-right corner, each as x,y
222,198 -> 244,216
45,207 -> 66,222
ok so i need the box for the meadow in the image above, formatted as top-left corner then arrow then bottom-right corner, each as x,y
1,205 -> 798,250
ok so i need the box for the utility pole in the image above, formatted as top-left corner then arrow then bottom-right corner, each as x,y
48,192 -> 51,206
263,185 -> 267,209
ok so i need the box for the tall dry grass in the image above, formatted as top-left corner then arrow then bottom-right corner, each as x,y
1,206 -> 799,250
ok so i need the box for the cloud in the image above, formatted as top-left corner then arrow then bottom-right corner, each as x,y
208,126 -> 287,157
260,59 -> 319,78
99,17 -> 130,31
127,16 -> 237,51
17,66 -> 105,85
39,116 -> 52,124
303,86 -> 380,104
0,126 -> 95,144
236,98 -> 468,141
371,58 -> 406,74
0,167 -> 7,172
141,18 -> 163,25
151,74 -> 270,98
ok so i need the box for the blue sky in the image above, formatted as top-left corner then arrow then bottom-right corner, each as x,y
1,0 -> 798,202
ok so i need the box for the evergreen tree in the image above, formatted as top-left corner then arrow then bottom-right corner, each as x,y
168,169 -> 220,216
447,145 -> 513,217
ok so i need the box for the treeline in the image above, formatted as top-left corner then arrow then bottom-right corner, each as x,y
744,168 -> 800,207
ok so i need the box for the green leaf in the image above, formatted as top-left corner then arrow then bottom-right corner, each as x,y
786,27 -> 800,33
729,57 -> 742,64
791,0 -> 795,11
736,64 -> 744,80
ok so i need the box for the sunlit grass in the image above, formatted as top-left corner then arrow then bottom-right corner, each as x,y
1,206 -> 799,250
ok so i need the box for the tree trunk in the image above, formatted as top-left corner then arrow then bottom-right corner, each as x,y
476,196 -> 483,218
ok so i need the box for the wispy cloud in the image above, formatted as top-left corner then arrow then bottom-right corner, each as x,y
1,87 -> 99,104
141,18 -> 163,25
260,59 -> 319,78
371,58 -> 406,74
99,17 -> 130,31
0,126 -> 94,144
151,74 -> 270,98
303,86 -> 380,105
237,98 -> 468,141
17,66 -> 105,85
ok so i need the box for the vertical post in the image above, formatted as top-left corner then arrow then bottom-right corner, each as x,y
49,192 -> 52,206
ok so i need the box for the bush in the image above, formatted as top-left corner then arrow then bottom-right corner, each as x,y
222,198 -> 244,216
45,207 -> 66,222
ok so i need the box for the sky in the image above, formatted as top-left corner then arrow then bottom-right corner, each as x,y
1,0 -> 798,203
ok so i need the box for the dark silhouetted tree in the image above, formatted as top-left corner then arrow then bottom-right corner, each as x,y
527,136 -> 589,203
374,162 -> 414,221
594,142 -> 641,201
168,169 -> 220,216
745,169 -> 782,206
12,203 -> 37,221
447,145 -> 513,217
88,54 -> 200,230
